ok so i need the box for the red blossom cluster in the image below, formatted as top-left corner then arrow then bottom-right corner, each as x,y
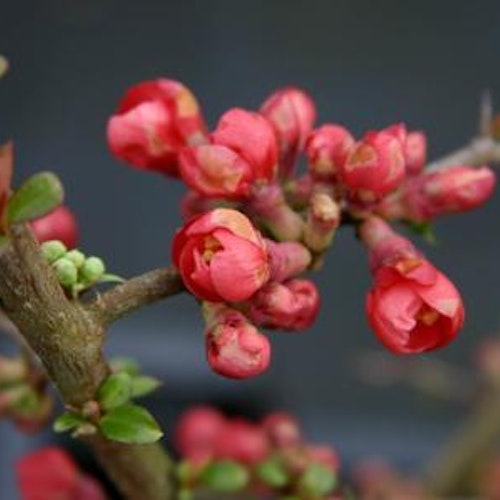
106,79 -> 496,377
16,447 -> 106,500
174,405 -> 340,498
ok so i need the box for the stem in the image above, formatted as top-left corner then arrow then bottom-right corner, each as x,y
0,225 -> 176,499
88,267 -> 185,325
425,393 -> 500,496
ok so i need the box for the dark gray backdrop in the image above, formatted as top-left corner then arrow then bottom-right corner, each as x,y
1,1 -> 500,497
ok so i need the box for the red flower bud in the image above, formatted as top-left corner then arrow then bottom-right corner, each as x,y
261,411 -> 302,448
378,166 -> 496,222
17,447 -> 105,500
248,279 -> 320,331
175,406 -> 226,462
266,239 -> 312,282
260,87 -> 316,178
306,124 -> 354,181
173,208 -> 270,302
404,131 -> 427,175
107,79 -> 207,176
360,217 -> 464,354
30,206 -> 78,248
205,306 -> 271,379
340,129 -> 406,201
214,418 -> 270,464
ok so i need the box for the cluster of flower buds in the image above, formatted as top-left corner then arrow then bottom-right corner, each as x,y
39,240 -> 122,297
16,447 -> 106,500
174,406 -> 340,499
107,79 -> 497,373
0,354 -> 53,433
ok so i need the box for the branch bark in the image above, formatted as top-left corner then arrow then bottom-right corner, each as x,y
0,225 -> 176,500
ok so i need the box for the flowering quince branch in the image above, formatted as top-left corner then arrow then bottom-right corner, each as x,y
0,69 -> 499,499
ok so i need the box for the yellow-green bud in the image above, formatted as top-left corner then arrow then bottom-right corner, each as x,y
65,249 -> 85,268
53,258 -> 78,287
81,256 -> 105,283
40,240 -> 67,264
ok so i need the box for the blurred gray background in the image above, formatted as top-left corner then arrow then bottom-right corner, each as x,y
1,0 -> 500,497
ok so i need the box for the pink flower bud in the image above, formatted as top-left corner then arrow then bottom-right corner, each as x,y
378,166 -> 496,222
306,124 -> 354,181
17,447 -> 104,500
360,217 -> 464,354
340,129 -> 406,201
260,87 -> 316,178
179,144 -> 254,199
305,445 -> 340,472
175,406 -> 226,462
107,79 -> 207,176
211,108 -> 278,182
261,412 -> 302,448
205,306 -> 271,379
214,418 -> 270,464
266,239 -> 312,282
248,279 -> 320,331
173,208 -> 270,302
404,131 -> 427,175
30,206 -> 78,248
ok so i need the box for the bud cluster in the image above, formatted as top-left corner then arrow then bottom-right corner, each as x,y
0,354 -> 53,433
107,78 -> 497,372
174,406 -> 339,499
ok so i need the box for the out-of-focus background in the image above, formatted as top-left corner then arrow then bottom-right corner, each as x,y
1,0 -> 500,497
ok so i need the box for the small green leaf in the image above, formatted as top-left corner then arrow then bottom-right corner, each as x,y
6,172 -> 64,225
109,357 -> 140,376
98,273 -> 126,284
97,372 -> 132,410
131,376 -> 162,398
53,412 -> 86,433
200,460 -> 249,493
99,404 -> 163,444
255,458 -> 289,488
406,220 -> 438,245
298,463 -> 337,497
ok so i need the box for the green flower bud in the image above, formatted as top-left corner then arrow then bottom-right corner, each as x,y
80,256 -> 106,283
65,249 -> 85,268
53,258 -> 78,287
40,240 -> 67,264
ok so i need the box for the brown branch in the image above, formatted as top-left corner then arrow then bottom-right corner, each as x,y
87,267 -> 185,325
0,225 -> 176,500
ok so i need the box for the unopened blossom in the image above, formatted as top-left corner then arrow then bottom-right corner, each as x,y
377,165 -> 496,222
248,279 -> 320,331
261,412 -> 302,448
360,217 -> 464,354
306,124 -> 354,181
260,87 -> 316,178
214,418 -> 270,464
17,447 -> 105,500
340,129 -> 406,202
404,131 -> 427,175
30,206 -> 78,248
175,406 -> 227,462
172,208 -> 270,302
107,79 -> 207,176
265,239 -> 312,283
204,305 -> 271,379
179,108 -> 278,198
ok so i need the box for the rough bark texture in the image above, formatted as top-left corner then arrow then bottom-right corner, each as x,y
0,225 -> 177,499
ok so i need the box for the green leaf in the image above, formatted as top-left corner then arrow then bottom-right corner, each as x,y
53,412 -> 86,433
200,460 -> 249,493
406,220 -> 438,245
298,463 -> 337,497
97,372 -> 132,410
131,375 -> 162,398
99,404 -> 163,444
99,273 -> 126,284
6,171 -> 64,225
109,357 -> 141,376
255,458 -> 289,488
